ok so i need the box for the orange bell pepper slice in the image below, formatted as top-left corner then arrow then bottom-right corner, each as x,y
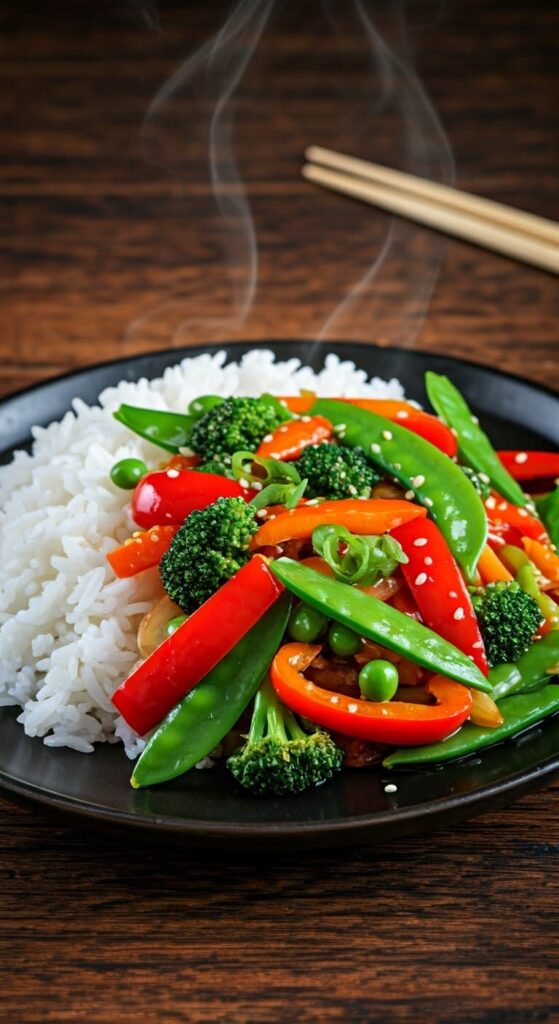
522,538 -> 559,585
107,525 -> 178,579
250,499 -> 427,549
270,643 -> 472,745
477,545 -> 514,584
255,415 -> 333,461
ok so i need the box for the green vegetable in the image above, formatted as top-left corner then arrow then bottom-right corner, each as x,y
425,372 -> 526,506
188,397 -> 288,466
312,524 -> 407,586
226,675 -> 343,796
165,614 -> 188,637
490,631 -> 559,701
383,685 -> 559,767
131,594 -> 291,788
113,404 -> 194,454
460,465 -> 491,500
472,581 -> 541,666
270,558 -> 491,692
232,450 -> 307,510
110,458 -> 148,489
188,395 -> 224,418
293,442 -> 379,499
499,545 -> 559,626
288,602 -> 329,643
327,622 -> 362,658
311,398 -> 487,580
160,497 -> 258,613
359,660 -> 399,701
194,460 -> 233,478
535,487 -> 559,550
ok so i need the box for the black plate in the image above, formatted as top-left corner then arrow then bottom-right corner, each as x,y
1,341 -> 558,848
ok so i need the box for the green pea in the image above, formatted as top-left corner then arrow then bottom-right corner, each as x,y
188,395 -> 223,418
165,614 -> 189,637
327,622 -> 362,658
359,660 -> 399,702
110,458 -> 148,489
288,603 -> 328,643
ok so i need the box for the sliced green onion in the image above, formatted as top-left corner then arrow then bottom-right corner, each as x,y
312,524 -> 407,586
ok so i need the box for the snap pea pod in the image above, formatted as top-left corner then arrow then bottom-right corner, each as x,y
500,544 -> 559,626
270,558 -> 491,692
383,685 -> 559,767
131,593 -> 291,788
114,404 -> 195,454
490,631 -> 559,701
535,487 -> 559,550
424,372 -> 526,506
311,398 -> 487,580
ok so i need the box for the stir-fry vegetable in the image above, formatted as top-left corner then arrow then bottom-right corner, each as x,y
310,398 -> 487,580
497,451 -> 559,482
113,404 -> 195,453
312,524 -> 407,586
256,415 -> 333,461
107,524 -> 177,579
490,631 -> 559,701
535,487 -> 559,549
250,499 -> 426,549
131,469 -> 253,529
293,443 -> 379,499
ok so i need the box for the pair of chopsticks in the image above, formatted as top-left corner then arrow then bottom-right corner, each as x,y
302,146 -> 559,275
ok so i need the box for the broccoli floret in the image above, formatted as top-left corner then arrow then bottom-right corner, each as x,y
188,397 -> 286,465
473,581 -> 542,666
293,442 -> 379,499
159,497 -> 257,612
227,676 -> 343,796
460,465 -> 491,499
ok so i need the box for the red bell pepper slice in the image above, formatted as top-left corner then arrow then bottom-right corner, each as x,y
485,493 -> 550,545
112,556 -> 284,735
270,643 -> 472,745
107,525 -> 178,578
255,415 -> 333,461
390,517 -> 488,675
131,470 -> 254,529
497,451 -> 559,482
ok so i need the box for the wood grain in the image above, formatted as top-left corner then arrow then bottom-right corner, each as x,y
0,2 -> 558,1022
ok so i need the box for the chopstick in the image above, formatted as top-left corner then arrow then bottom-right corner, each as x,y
303,146 -> 559,274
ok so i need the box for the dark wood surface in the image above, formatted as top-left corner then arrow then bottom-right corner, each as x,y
1,2 -> 558,1021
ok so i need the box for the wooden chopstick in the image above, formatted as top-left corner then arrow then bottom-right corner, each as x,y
303,146 -> 559,274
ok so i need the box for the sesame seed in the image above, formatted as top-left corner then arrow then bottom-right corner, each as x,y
124,538 -> 133,546
405,490 -> 415,501
472,641 -> 483,649
384,783 -> 398,793
478,472 -> 490,484
411,474 -> 425,487
415,573 -> 428,586
485,497 -> 497,510
348,484 -> 357,496
371,443 -> 381,454
382,430 -> 393,440
518,508 -> 528,517
256,509 -> 267,518
305,498 -> 321,506
348,703 -> 358,714
330,696 -> 340,704
424,498 -> 433,507
263,433 -> 273,443
449,590 -> 458,598
305,682 -> 314,692
335,423 -> 347,434
514,452 -> 528,464
279,426 -> 288,433
279,400 -> 288,407
413,537 -> 428,547
239,478 -> 250,489
252,481 -> 263,491
166,468 -> 180,478
394,462 -> 401,470
497,502 -> 508,511
454,608 -> 465,620
396,411 -> 409,419
451,427 -> 458,437
424,556 -> 433,565
471,415 -> 479,424
301,416 -> 312,423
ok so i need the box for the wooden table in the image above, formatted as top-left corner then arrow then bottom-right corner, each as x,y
1,2 -> 558,1021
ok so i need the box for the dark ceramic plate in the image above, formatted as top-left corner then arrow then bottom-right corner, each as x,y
1,341 -> 558,848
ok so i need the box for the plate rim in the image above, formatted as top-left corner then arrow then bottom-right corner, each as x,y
1,338 -> 558,842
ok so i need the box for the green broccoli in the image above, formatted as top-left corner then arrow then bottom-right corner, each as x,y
293,442 -> 379,499
188,397 -> 287,466
159,497 -> 258,613
473,581 -> 542,666
194,459 -> 233,478
227,676 -> 343,796
460,465 -> 491,499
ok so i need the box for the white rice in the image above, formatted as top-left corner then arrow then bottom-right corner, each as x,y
0,349 -> 405,757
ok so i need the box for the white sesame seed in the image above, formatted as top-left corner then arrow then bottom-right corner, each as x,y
497,502 -> 508,511
485,497 -> 497,510
415,573 -> 428,586
239,478 -> 250,489
396,411 -> 409,419
371,442 -> 381,454
305,682 -> 314,692
348,703 -> 358,714
514,452 -> 528,464
335,423 -> 347,434
405,490 -> 415,501
471,415 -> 479,424
478,472 -> 490,484
424,556 -> 433,565
166,468 -> 180,478
393,462 -> 401,470
305,498 -> 321,506
450,427 -> 458,437
330,695 -> 340,704
384,783 -> 398,793
411,474 -> 425,487
454,607 -> 465,620
348,484 -> 357,496
449,590 -> 458,598
252,481 -> 263,491
279,426 -> 288,433
301,416 -> 312,423
424,498 -> 433,507
382,430 -> 393,440
413,537 -> 428,547
262,433 -> 273,443
518,508 -> 528,517
256,509 -> 267,518
472,641 -> 483,649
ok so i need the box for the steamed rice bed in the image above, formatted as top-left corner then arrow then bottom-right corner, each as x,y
0,350 -> 405,757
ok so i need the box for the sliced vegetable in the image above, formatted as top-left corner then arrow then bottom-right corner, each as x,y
497,451 -> 559,482
231,450 -> 306,510
425,372 -> 526,506
114,404 -> 194,454
107,525 -> 178,579
383,685 -> 559,767
499,545 -> 559,629
131,469 -> 253,529
468,689 -> 503,728
137,594 -> 184,658
485,494 -> 549,544
112,556 -> 284,735
490,631 -> 559,701
535,487 -> 559,550
312,524 -> 407,586
477,545 -> 513,584
269,558 -> 491,692
131,593 -> 291,788
390,517 -> 488,675
311,398 -> 486,580
271,644 -> 472,745
256,415 -> 333,461
250,499 -> 426,550
522,538 -> 559,585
